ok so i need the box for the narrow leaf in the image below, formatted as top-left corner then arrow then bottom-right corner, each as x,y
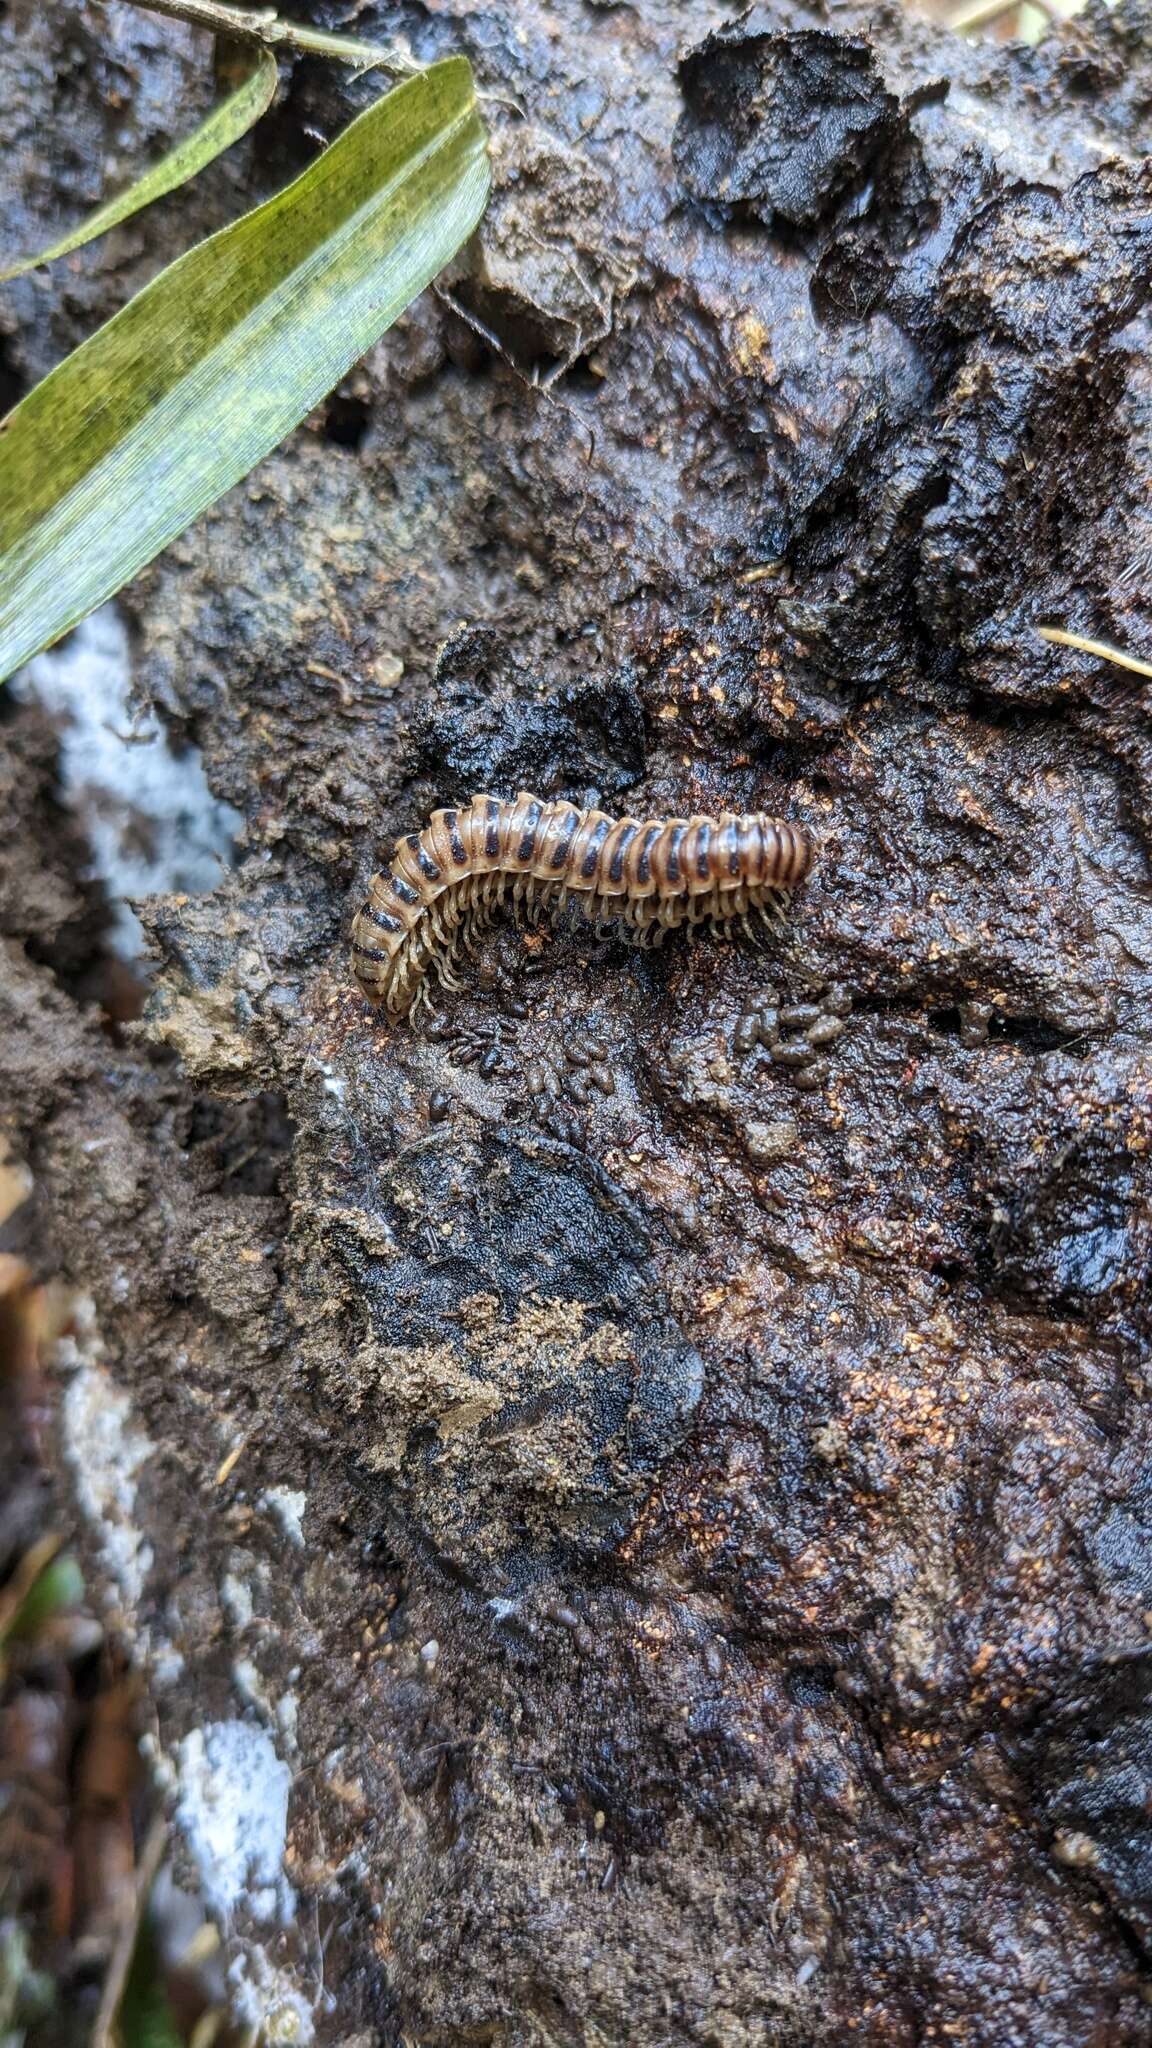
0,52 -> 279,284
0,56 -> 489,683
118,1921 -> 186,2048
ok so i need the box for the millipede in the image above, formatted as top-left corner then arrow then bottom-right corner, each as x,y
351,792 -> 816,1021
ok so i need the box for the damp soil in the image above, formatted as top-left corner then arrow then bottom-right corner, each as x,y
3,1 -> 1152,2042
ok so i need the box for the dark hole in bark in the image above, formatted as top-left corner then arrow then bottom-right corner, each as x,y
787,1663 -> 838,1705
182,1091 -> 296,1196
559,357 -> 605,393
929,1007 -> 1084,1055
987,1013 -> 1080,1054
323,393 -> 371,449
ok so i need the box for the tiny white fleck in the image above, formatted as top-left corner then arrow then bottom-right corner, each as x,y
260,1488 -> 307,1549
151,1647 -> 185,1689
222,1573 -> 255,1632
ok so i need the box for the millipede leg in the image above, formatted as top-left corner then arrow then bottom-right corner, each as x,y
757,889 -> 787,926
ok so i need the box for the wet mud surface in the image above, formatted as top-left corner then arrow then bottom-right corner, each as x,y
3,0 -> 1152,2041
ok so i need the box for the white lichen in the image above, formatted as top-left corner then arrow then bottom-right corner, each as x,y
13,604 -> 240,962
174,1720 -> 295,1927
60,1328 -> 155,1613
227,1948 -> 317,2045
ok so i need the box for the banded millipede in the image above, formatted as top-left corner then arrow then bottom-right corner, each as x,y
351,792 -> 816,1021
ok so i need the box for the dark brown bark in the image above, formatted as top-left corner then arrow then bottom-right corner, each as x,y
3,1 -> 1152,2041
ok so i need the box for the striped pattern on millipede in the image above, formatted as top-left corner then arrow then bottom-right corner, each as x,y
351,791 -> 816,1021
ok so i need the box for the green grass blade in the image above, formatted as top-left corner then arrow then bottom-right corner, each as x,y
0,55 -> 489,683
0,51 -> 279,283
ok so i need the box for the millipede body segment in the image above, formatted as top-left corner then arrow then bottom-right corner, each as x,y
351,792 -> 816,1020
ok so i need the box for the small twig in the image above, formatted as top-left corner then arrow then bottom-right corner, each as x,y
120,0 -> 417,75
1036,625 -> 1152,680
947,0 -> 1025,29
